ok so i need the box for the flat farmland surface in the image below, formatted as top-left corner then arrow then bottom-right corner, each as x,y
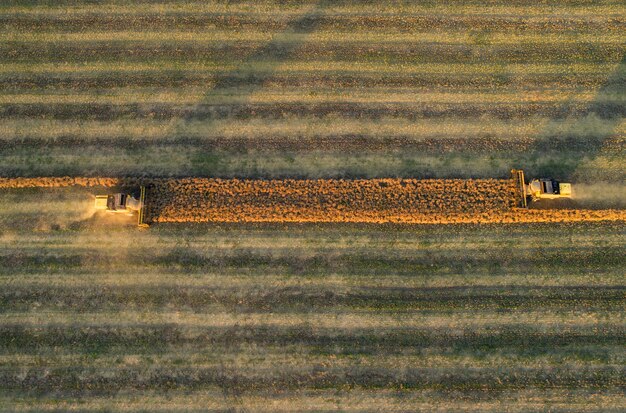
0,0 -> 624,182
0,188 -> 625,411
1,0 -> 625,411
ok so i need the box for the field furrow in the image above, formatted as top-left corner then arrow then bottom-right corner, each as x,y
2,42 -> 623,64
4,102 -> 623,121
3,72 -> 619,90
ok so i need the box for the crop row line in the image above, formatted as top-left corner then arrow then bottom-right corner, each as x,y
2,45 -> 622,65
2,14 -> 623,32
3,31 -> 625,44
0,102 -> 623,121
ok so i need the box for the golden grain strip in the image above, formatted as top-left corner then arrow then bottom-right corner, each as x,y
0,177 -> 121,188
1,177 -> 624,224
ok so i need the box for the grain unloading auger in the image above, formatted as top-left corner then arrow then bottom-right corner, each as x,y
94,186 -> 149,227
511,169 -> 572,208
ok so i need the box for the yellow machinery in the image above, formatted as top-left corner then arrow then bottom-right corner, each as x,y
512,169 -> 572,207
94,186 -> 149,227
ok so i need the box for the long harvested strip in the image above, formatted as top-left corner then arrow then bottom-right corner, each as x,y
0,177 -> 119,188
1,177 -> 625,224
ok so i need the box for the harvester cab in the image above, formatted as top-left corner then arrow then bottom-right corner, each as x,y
94,186 -> 149,227
511,169 -> 572,207
527,178 -> 572,200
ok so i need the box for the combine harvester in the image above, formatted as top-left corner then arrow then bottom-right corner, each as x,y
94,186 -> 149,227
511,169 -> 572,208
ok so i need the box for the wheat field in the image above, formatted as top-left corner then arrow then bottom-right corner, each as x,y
0,0 -> 625,411
0,0 -> 624,181
0,188 -> 625,411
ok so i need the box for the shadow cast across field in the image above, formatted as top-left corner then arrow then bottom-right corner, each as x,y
199,1 -> 330,97
528,52 -> 625,181
184,1 -> 330,172
183,40 -> 626,180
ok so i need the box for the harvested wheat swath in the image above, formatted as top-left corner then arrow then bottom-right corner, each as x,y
149,178 -> 517,223
0,177 -> 123,188
2,177 -> 624,224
